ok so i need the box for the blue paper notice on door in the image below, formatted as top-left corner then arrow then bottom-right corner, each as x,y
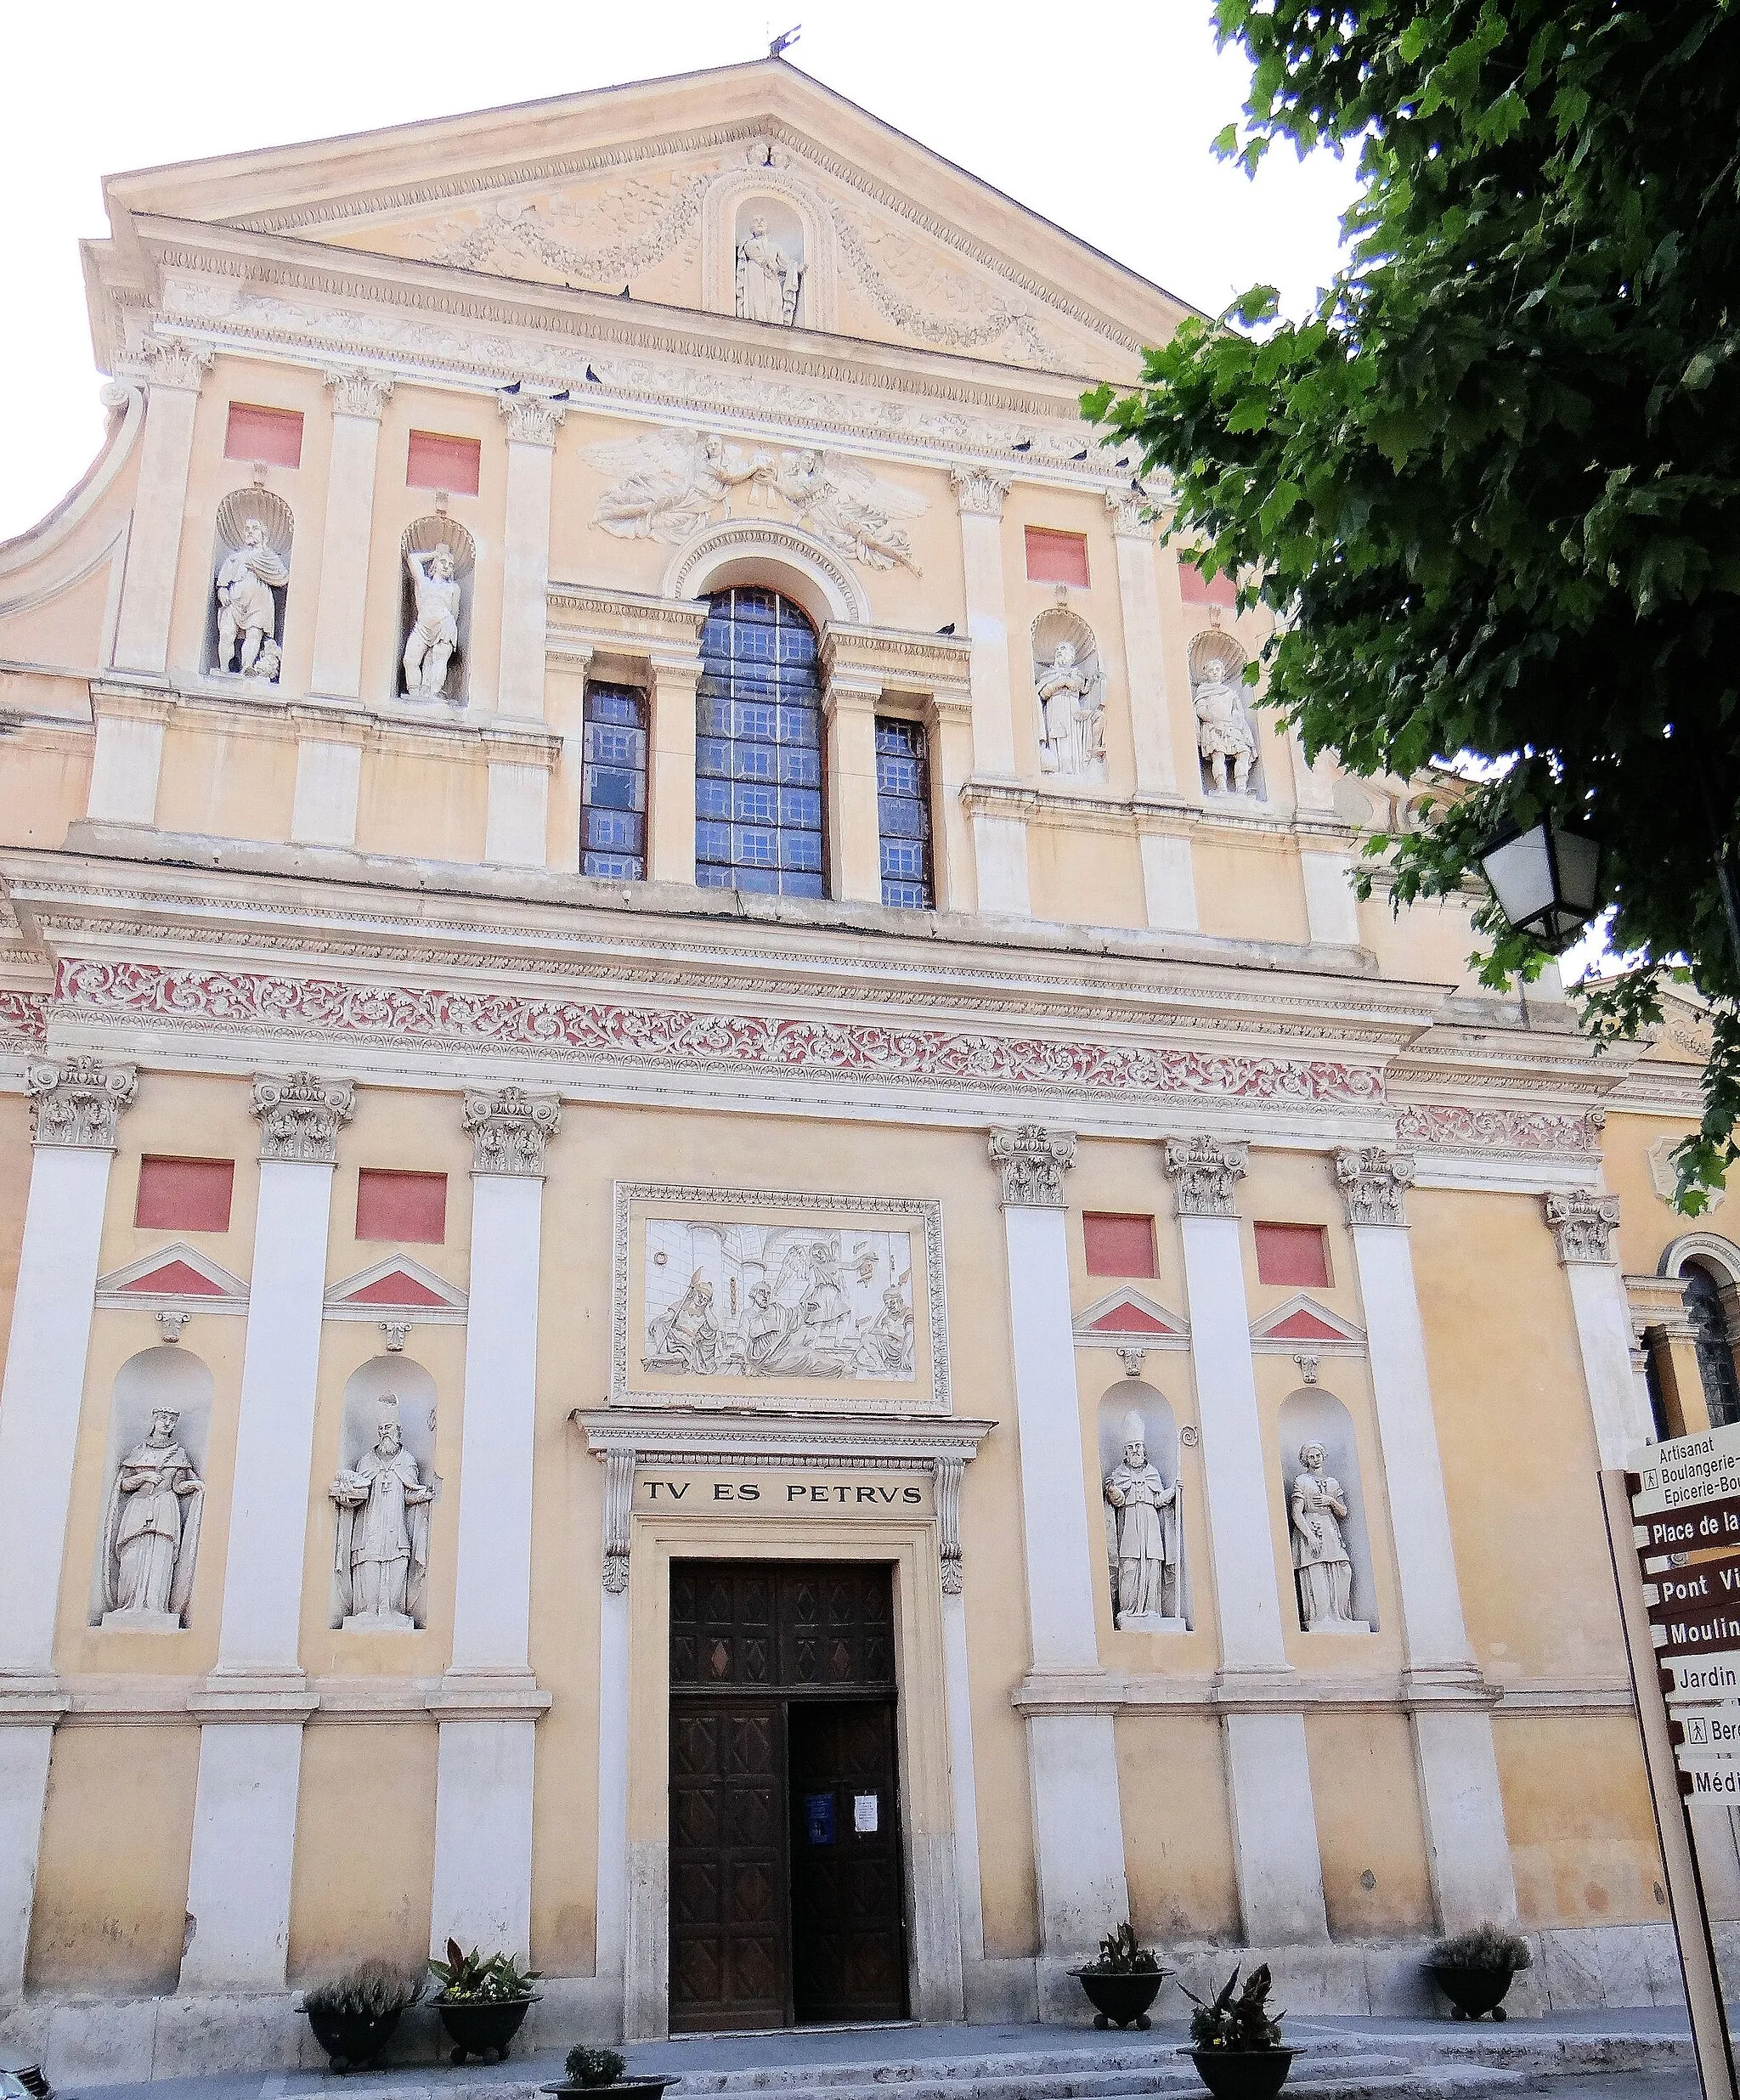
805,1792 -> 835,1844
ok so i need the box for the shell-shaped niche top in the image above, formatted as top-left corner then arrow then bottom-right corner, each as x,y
398,516 -> 476,704
1189,628 -> 1262,798
1031,606 -> 1105,784
209,488 -> 293,684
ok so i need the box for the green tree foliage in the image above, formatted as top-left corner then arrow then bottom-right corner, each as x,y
1083,2 -> 1740,1209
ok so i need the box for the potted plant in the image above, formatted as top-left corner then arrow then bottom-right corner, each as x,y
1184,1964 -> 1292,2100
428,1939 -> 541,2063
1426,1922 -> 1533,2021
540,2044 -> 682,2100
1071,1922 -> 1169,2029
300,1961 -> 424,2070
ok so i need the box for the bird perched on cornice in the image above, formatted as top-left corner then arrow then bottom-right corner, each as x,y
585,366 -> 602,383
1011,438 -> 1031,453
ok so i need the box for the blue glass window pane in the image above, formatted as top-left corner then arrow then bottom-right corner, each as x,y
733,827 -> 777,867
696,737 -> 732,777
734,782 -> 777,822
584,851 -> 646,879
782,870 -> 825,899
585,723 -> 644,767
732,743 -> 777,782
585,809 -> 641,850
878,753 -> 923,795
780,829 -> 823,872
695,864 -> 735,889
779,746 -> 822,787
696,779 -> 731,820
873,714 -> 931,907
589,766 -> 642,813
696,821 -> 732,861
583,684 -> 647,878
780,788 -> 822,829
735,865 -> 780,895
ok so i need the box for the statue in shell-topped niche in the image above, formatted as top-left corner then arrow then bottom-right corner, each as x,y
210,489 -> 292,680
99,1408 -> 205,1629
330,1401 -> 434,1629
1103,1408 -> 1183,1629
1191,632 -> 1259,794
1290,1440 -> 1360,1630
1031,608 -> 1105,782
398,517 -> 475,703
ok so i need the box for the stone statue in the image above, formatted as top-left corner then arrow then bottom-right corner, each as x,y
1194,648 -> 1257,793
863,1284 -> 915,1375
402,542 -> 462,697
735,214 -> 800,325
213,518 -> 289,677
645,1269 -> 721,1371
99,1408 -> 204,1629
1290,1441 -> 1357,1629
245,636 -> 282,683
1103,1411 -> 1182,1629
1036,641 -> 1104,778
330,1410 -> 434,1629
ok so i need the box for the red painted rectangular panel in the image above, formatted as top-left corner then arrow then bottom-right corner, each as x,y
223,403 -> 304,468
406,430 -> 482,496
1024,527 -> 1091,588
1178,560 -> 1238,607
355,1168 -> 448,1245
135,1155 -> 234,1233
1254,1222 -> 1331,1288
1083,1211 -> 1158,1279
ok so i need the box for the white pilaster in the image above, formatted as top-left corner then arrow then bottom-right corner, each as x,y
1105,490 -> 1178,794
290,738 -> 362,847
989,1126 -> 1128,1965
181,1072 -> 352,1994
594,1581 -> 631,1991
484,760 -> 550,867
429,1719 -> 539,1956
1138,830 -> 1199,933
497,393 -> 564,720
111,337 -> 211,678
1336,1147 -> 1517,1930
88,714 -> 166,825
308,369 -> 391,702
1166,1136 -> 1329,1943
1547,1192 -> 1656,1465
953,470 -> 1030,915
0,1729 -> 54,2010
1302,849 -> 1362,946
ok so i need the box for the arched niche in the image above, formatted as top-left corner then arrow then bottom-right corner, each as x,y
329,1355 -> 439,1631
206,487 -> 293,684
1277,1386 -> 1377,1633
665,518 -> 870,629
700,150 -> 837,330
1661,1233 -> 1740,1429
1096,1380 -> 1189,1631
398,516 -> 475,704
1031,606 -> 1106,785
1189,628 -> 1265,801
89,1345 -> 214,1630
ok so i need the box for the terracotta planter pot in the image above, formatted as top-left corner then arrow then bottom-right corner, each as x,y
1431,1965 -> 1517,2020
302,2002 -> 404,2071
433,1993 -> 539,2063
1071,1967 -> 1166,2029
1189,2048 -> 1294,2100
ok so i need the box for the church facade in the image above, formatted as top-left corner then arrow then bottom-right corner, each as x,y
0,57 -> 1731,2074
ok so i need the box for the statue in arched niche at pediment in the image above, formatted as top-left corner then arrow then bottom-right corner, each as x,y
736,208 -> 803,325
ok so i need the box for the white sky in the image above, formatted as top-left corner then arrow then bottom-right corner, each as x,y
0,0 -> 1357,543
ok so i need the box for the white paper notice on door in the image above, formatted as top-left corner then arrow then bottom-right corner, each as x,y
854,1792 -> 878,1833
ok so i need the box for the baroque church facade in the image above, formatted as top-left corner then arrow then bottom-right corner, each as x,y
0,55 -> 1732,2072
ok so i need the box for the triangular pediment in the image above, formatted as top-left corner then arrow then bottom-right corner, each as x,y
1074,1287 -> 1190,1349
97,1243 -> 249,1312
325,1254 -> 467,1321
1249,1294 -> 1365,1353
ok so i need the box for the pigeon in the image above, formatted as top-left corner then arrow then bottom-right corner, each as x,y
585,366 -> 602,383
1071,448 -> 1088,460
935,622 -> 956,635
1116,457 -> 1130,467
549,389 -> 570,402
620,285 -> 632,298
1011,438 -> 1032,452
500,380 -> 522,394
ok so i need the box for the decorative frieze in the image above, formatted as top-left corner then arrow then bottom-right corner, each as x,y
1163,1135 -> 1248,1219
251,1070 -> 355,1163
1335,1145 -> 1415,1228
1545,1189 -> 1621,1266
950,465 -> 1012,518
1395,1101 -> 1606,1157
28,1055 -> 138,1149
463,1085 -> 562,1176
500,390 -> 568,446
324,366 -> 394,420
989,1124 -> 1076,1208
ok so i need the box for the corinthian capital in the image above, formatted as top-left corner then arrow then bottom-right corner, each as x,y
251,1071 -> 355,1164
463,1085 -> 562,1176
139,335 -> 214,392
1545,1188 -> 1620,1266
951,465 -> 1013,519
1335,1145 -> 1415,1228
1164,1136 -> 1249,1219
499,391 -> 568,446
325,367 -> 394,420
28,1056 -> 138,1150
988,1125 -> 1076,1208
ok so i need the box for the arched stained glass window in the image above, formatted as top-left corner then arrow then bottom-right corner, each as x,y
695,588 -> 826,898
1685,1263 -> 1740,1428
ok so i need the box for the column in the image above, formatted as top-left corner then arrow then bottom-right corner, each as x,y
484,758 -> 551,867
308,368 -> 393,703
1105,489 -> 1179,797
1302,850 -> 1362,945
180,1072 -> 353,1994
0,1058 -> 137,2005
1165,1137 -> 1329,1943
823,669 -> 883,905
88,707 -> 168,825
1336,1148 -> 1517,1930
952,469 -> 1030,914
935,1454 -> 989,1990
497,392 -> 565,720
290,736 -> 363,847
111,336 -> 212,678
988,1127 -> 1129,1990
1547,1191 -> 1656,1466
428,1087 -> 560,1957
647,651 -> 701,886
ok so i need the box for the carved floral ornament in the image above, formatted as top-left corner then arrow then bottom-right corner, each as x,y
138,335 -> 214,392
988,1124 -> 1077,1209
28,1055 -> 138,1150
950,465 -> 1013,518
251,1070 -> 356,1164
499,389 -> 568,447
1163,1136 -> 1249,1219
1545,1188 -> 1622,1266
462,1085 -> 562,1176
1334,1146 -> 1415,1228
324,367 -> 394,420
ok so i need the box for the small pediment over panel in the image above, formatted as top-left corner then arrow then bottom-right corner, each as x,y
96,1243 -> 249,1312
325,1254 -> 467,1322
1249,1294 -> 1365,1353
1074,1286 -> 1190,1350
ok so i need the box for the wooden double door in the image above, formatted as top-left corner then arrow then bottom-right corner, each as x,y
668,1561 -> 907,2031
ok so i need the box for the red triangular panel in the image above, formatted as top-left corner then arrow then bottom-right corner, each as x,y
342,1271 -> 451,1307
1267,1310 -> 1345,1341
121,1260 -> 227,1297
1088,1305 -> 1178,1336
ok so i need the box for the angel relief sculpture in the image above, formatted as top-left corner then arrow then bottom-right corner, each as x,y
585,428 -> 924,573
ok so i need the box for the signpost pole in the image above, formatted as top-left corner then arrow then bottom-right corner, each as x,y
1602,1467 -> 1738,2100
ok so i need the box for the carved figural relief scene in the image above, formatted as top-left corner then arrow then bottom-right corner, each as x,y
328,1358 -> 440,1630
616,1184 -> 947,1411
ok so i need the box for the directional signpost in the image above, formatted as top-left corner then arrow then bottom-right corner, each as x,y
1604,1431 -> 1740,2100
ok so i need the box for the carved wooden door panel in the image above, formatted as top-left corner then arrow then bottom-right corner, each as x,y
788,1697 -> 907,2023
668,1696 -> 788,2031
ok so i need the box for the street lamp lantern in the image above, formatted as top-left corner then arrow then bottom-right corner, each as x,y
1476,818 -> 1602,949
